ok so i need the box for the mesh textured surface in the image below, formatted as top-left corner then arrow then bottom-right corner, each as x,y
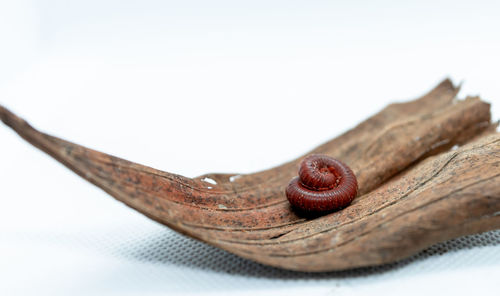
2,212 -> 499,296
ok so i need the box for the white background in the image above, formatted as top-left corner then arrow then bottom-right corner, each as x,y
0,1 -> 499,295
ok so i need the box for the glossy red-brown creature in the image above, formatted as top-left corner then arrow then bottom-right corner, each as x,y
286,154 -> 358,213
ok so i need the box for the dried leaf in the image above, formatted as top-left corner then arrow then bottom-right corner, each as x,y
1,79 -> 498,271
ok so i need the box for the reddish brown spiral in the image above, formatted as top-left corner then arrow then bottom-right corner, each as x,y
286,154 -> 358,213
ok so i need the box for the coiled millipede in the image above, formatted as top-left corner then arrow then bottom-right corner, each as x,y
286,154 -> 358,213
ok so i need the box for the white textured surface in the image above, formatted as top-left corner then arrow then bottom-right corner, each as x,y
1,215 -> 500,296
1,1 -> 499,295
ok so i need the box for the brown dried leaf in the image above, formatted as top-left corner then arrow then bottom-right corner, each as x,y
1,79 -> 498,271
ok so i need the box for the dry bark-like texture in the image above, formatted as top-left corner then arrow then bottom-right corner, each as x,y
1,79 -> 499,272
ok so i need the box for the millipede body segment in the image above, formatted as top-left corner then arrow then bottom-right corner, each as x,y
286,154 -> 358,213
